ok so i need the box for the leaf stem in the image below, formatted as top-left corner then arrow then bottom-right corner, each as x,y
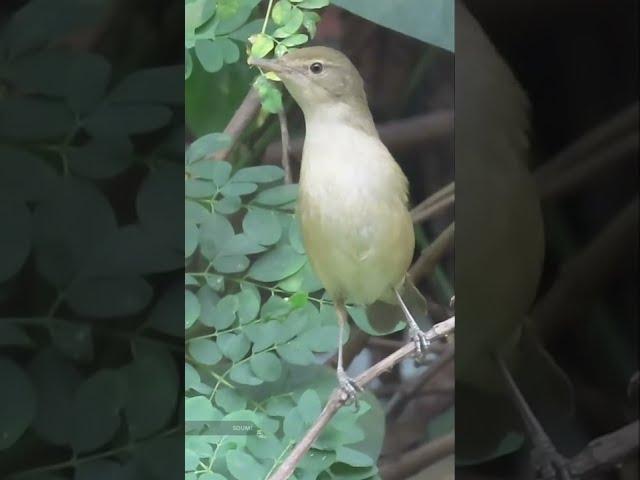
262,0 -> 275,34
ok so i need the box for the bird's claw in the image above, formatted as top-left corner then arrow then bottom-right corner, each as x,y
409,327 -> 432,364
337,369 -> 362,410
532,444 -> 572,480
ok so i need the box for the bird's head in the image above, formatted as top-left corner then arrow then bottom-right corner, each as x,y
249,46 -> 368,118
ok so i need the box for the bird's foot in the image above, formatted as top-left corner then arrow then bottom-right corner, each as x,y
409,326 -> 433,364
531,442 -> 572,480
337,368 -> 362,410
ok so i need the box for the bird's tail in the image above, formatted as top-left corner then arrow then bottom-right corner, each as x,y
364,277 -> 431,336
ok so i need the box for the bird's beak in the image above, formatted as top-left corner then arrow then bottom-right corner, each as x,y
248,57 -> 287,74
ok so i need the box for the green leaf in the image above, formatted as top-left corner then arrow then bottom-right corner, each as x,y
0,97 -> 74,141
280,33 -> 308,47
272,7 -> 303,37
277,340 -> 315,365
253,75 -> 284,113
186,134 -> 232,164
220,181 -> 258,196
185,396 -> 221,422
219,38 -> 241,63
250,33 -> 275,58
33,180 -> 117,288
218,233 -> 267,256
0,198 -> 31,283
302,11 -> 320,37
283,407 -> 305,440
0,359 -> 35,450
123,345 -> 178,439
212,253 -> 250,273
244,321 -> 282,352
298,0 -> 329,8
262,295 -> 293,319
336,446 -> 374,467
71,369 -> 124,453
199,212 -> 235,260
67,136 -> 133,179
229,362 -> 263,385
332,0 -> 454,52
185,221 -> 199,257
243,207 -> 283,246
250,351 -> 282,382
28,350 -> 81,447
189,339 -> 223,365
215,0 -> 260,35
0,323 -> 32,348
217,332 -> 251,361
231,165 -> 285,183
298,325 -> 339,352
0,146 -> 57,203
226,449 -> 267,480
185,290 -> 201,329
297,389 -> 321,424
208,293 -> 238,329
108,65 -> 184,105
252,184 -> 298,206
248,244 -> 306,282
227,18 -> 264,42
272,0 -> 293,25
264,396 -> 295,417
237,284 -> 261,323
214,388 -> 247,413
186,200 -> 211,224
84,104 -> 172,136
214,195 -> 243,214
195,39 -> 224,72
65,276 -> 153,318
185,0 -> 217,32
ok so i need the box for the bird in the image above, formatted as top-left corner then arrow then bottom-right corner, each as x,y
249,47 -> 432,405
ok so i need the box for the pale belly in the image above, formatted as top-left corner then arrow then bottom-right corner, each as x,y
298,135 -> 414,305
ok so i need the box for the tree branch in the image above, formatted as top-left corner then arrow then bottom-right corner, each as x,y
277,109 -> 292,183
408,222 -> 455,284
535,102 -> 638,182
531,196 -> 639,339
569,420 -> 639,478
211,88 -> 262,161
267,317 -> 455,480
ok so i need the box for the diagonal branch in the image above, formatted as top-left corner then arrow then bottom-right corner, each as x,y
211,88 -> 262,161
267,317 -> 455,480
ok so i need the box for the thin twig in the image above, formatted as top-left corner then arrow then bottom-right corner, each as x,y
408,222 -> 455,283
531,196 -> 639,339
211,88 -> 262,161
535,102 -> 638,182
267,317 -> 455,480
378,432 -> 455,480
411,193 -> 454,224
569,420 -> 639,478
277,109 -> 292,183
538,132 -> 638,199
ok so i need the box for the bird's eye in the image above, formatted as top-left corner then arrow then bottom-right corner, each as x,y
309,62 -> 323,74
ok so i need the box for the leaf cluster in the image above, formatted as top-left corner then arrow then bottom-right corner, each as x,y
185,141 -> 387,479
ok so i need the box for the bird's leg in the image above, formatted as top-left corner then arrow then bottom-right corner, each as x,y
496,354 -> 572,480
334,301 -> 363,408
394,288 -> 432,360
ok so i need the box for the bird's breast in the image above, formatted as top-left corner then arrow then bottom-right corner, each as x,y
297,122 -> 414,304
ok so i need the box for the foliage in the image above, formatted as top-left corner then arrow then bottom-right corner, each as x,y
185,141 -> 387,478
0,0 -> 182,477
331,0 -> 454,52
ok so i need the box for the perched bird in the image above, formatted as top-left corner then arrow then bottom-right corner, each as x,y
249,47 -> 431,403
